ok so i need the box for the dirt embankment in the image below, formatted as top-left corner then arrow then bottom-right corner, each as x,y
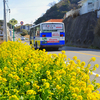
63,11 -> 99,48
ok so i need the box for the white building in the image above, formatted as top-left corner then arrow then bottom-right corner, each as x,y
78,0 -> 100,16
65,0 -> 100,18
0,30 -> 3,35
20,25 -> 31,31
0,26 -> 12,42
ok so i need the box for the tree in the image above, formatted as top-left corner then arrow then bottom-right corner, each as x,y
48,1 -> 56,7
21,29 -> 28,36
14,25 -> 21,32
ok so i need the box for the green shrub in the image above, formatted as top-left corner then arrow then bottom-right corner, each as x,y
21,29 -> 28,36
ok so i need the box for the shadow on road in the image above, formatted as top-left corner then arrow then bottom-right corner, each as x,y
59,46 -> 100,52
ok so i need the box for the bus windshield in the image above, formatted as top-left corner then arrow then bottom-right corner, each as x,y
42,23 -> 64,32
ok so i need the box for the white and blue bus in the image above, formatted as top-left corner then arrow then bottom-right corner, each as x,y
29,22 -> 65,50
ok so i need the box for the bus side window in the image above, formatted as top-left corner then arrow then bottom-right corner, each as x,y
36,27 -> 40,37
33,28 -> 35,38
36,30 -> 40,36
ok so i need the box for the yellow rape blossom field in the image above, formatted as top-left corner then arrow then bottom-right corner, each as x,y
0,41 -> 100,100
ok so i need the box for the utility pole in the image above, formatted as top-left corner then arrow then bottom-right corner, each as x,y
3,0 -> 8,41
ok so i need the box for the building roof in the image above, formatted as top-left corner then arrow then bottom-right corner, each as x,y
45,19 -> 63,22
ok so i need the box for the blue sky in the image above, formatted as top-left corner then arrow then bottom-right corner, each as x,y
0,0 -> 59,25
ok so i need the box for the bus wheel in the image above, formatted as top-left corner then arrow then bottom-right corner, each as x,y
35,42 -> 38,50
54,47 -> 59,51
30,41 -> 32,44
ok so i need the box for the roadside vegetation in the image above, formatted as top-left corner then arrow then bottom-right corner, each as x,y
0,41 -> 100,100
20,29 -> 28,36
34,0 -> 80,24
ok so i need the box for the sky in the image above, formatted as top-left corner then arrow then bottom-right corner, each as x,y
0,0 -> 59,25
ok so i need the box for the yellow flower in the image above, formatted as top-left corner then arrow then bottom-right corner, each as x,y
42,79 -> 46,82
47,75 -> 52,80
71,82 -> 75,85
69,60 -> 75,65
44,82 -> 50,89
56,85 -> 61,90
76,59 -> 81,63
91,57 -> 96,61
87,93 -> 96,100
52,54 -> 57,57
13,75 -> 20,81
75,87 -> 80,94
25,82 -> 30,86
24,67 -> 29,71
93,67 -> 96,71
72,93 -> 77,98
46,71 -> 50,75
61,50 -> 65,54
68,58 -> 71,61
9,95 -> 19,100
95,90 -> 99,93
33,83 -> 40,89
87,84 -> 94,91
0,69 -> 2,73
87,64 -> 91,68
96,83 -> 100,88
43,49 -> 46,52
49,96 -> 52,100
95,64 -> 99,68
1,40 -> 100,100
96,74 -> 99,77
4,67 -> 8,70
79,81 -> 86,88
62,84 -> 65,88
81,61 -> 85,66
73,56 -> 77,61
61,88 -> 64,92
26,90 -> 36,95
2,78 -> 7,82
90,72 -> 93,75
71,72 -> 76,76
84,88 -> 91,93
77,95 -> 83,100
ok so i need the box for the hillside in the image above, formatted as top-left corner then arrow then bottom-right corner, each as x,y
34,0 -> 80,24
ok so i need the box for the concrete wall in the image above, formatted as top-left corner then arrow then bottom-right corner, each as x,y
63,11 -> 98,48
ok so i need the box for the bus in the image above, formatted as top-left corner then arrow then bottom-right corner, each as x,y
29,22 -> 65,50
